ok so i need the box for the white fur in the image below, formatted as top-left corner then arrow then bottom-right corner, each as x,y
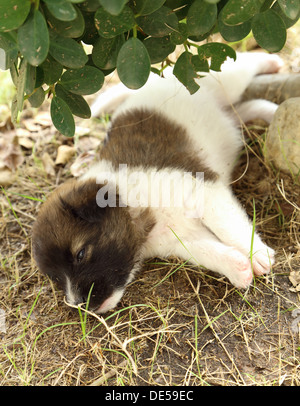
86,52 -> 279,291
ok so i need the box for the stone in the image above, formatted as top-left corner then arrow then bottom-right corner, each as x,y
243,73 -> 300,104
266,97 -> 300,176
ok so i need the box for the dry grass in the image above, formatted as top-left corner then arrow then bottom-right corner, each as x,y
1,41 -> 300,386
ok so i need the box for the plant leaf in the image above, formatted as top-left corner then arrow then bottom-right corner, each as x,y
99,0 -> 129,16
41,54 -> 63,85
136,6 -> 178,37
0,0 -> 31,32
252,9 -> 287,52
49,33 -> 88,69
186,0 -> 217,36
43,4 -> 85,38
144,36 -> 175,64
92,35 -> 125,70
60,66 -> 104,95
218,13 -> 252,42
17,10 -> 49,66
51,96 -> 75,137
55,84 -> 91,118
117,37 -> 151,89
198,43 -> 236,71
173,51 -> 200,95
0,32 -> 18,69
278,0 -> 300,19
133,0 -> 167,16
44,0 -> 77,22
95,6 -> 135,38
221,0 -> 264,25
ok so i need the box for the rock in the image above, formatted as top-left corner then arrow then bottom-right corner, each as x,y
243,74 -> 300,104
266,97 -> 300,176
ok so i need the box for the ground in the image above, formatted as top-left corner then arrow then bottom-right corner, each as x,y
0,31 -> 300,386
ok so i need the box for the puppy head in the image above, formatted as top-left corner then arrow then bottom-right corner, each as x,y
32,179 -> 154,313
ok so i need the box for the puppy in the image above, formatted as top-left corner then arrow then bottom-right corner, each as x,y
32,52 -> 281,313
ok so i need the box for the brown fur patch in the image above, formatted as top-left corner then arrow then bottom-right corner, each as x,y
100,109 -> 217,180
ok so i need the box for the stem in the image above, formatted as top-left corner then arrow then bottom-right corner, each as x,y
132,25 -> 138,38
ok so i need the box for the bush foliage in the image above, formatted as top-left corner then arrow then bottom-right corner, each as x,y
0,0 -> 299,137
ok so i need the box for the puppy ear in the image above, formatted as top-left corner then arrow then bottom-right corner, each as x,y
59,179 -> 107,223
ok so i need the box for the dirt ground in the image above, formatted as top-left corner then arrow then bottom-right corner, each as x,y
0,31 -> 300,386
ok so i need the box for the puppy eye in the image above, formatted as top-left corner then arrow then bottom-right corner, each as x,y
77,248 -> 85,263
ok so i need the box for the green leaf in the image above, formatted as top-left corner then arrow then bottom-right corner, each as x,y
95,6 -> 135,38
136,6 -> 178,37
0,0 -> 31,32
92,35 -> 125,70
77,0 -> 100,12
170,23 -> 188,45
51,96 -> 75,137
198,43 -> 236,71
49,33 -> 88,68
41,54 -> 63,85
0,32 -> 18,69
99,0 -> 129,16
55,84 -> 91,118
133,0 -> 167,16
81,11 -> 99,44
44,0 -> 77,22
272,1 -> 300,27
60,65 -> 104,95
144,36 -> 175,64
218,13 -> 252,42
173,51 -> 200,95
252,9 -> 287,52
221,0 -> 264,25
117,37 -> 151,89
10,59 -> 28,117
28,87 -> 45,108
43,5 -> 85,38
278,0 -> 300,19
25,64 -> 36,95
17,10 -> 49,66
186,0 -> 217,36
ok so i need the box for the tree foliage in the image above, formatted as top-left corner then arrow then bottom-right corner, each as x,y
0,0 -> 299,137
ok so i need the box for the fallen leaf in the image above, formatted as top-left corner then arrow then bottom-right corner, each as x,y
0,168 -> 16,186
0,132 -> 24,171
55,145 -> 76,165
289,270 -> 300,292
42,152 -> 55,177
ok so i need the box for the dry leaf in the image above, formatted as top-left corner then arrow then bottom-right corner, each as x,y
0,168 -> 16,186
0,132 -> 24,171
55,145 -> 76,165
34,112 -> 52,127
289,270 -> 300,292
18,137 -> 34,149
42,152 -> 55,177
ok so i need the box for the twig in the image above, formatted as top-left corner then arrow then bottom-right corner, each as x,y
89,359 -> 128,386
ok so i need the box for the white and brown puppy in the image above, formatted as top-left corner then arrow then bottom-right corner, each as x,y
32,52 -> 281,313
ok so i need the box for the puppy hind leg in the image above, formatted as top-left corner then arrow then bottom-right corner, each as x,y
234,99 -> 278,124
202,52 -> 283,106
199,181 -> 275,276
168,226 -> 254,289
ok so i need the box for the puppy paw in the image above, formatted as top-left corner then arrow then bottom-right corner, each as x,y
223,249 -> 253,289
251,245 -> 275,276
258,53 -> 284,74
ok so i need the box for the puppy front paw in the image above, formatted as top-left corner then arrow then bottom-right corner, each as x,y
251,245 -> 275,276
223,248 -> 253,289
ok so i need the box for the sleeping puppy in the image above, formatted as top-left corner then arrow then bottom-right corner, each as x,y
32,52 -> 281,314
